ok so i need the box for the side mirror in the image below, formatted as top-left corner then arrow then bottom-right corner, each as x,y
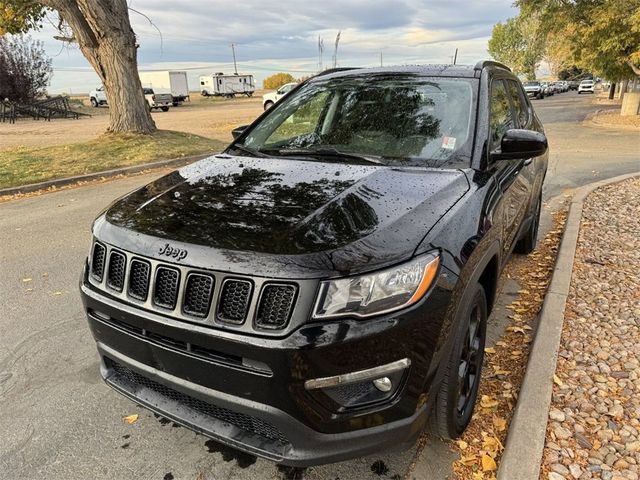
492,129 -> 548,161
231,125 -> 249,140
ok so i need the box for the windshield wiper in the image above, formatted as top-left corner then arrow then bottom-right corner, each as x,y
264,147 -> 383,165
229,143 -> 270,158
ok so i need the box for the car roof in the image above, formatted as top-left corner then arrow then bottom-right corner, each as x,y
308,63 -> 505,82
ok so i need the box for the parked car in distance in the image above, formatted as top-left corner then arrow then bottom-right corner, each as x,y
89,86 -> 107,107
262,82 -> 298,110
568,81 -> 579,91
143,88 -> 172,112
578,79 -> 595,94
540,82 -> 553,96
524,80 -> 545,99
81,61 -> 548,466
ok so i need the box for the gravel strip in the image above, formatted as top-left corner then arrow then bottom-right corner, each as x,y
542,177 -> 640,480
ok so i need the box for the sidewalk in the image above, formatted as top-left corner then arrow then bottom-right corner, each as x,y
542,177 -> 640,480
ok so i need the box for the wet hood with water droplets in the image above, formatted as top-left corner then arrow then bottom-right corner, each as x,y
96,155 -> 469,278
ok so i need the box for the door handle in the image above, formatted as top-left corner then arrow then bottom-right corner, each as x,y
524,158 -> 533,166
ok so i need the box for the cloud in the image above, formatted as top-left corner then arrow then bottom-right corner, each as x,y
28,0 -> 518,93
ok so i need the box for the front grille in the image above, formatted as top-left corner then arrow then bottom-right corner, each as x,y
153,267 -> 180,309
91,243 -> 106,281
128,259 -> 151,301
107,251 -> 126,292
183,273 -> 214,318
108,360 -> 288,445
217,279 -> 252,324
256,284 -> 296,329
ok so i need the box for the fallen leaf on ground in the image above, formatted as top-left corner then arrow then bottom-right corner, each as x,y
553,374 -> 563,386
22,277 -> 32,283
123,414 -> 139,424
484,347 -> 496,354
482,454 -> 497,471
480,395 -> 499,409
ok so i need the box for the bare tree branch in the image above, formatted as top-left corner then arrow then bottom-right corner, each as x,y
128,6 -> 163,56
627,60 -> 640,77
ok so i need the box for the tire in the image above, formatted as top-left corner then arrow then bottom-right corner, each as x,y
161,106 -> 169,112
90,98 -> 98,108
515,193 -> 541,254
428,283 -> 488,439
264,101 -> 274,111
201,90 -> 209,97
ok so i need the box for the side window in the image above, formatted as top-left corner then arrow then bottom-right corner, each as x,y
507,80 -> 529,127
489,80 -> 515,151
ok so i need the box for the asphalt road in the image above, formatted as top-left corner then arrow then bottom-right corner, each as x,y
0,92 -> 638,480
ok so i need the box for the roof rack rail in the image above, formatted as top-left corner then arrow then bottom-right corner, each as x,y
474,60 -> 511,72
315,67 -> 359,77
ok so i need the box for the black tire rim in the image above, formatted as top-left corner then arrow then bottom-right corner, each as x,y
456,302 -> 484,419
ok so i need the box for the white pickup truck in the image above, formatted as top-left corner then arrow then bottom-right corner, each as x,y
143,88 -> 172,111
262,82 -> 298,110
89,86 -> 107,107
89,86 -> 171,111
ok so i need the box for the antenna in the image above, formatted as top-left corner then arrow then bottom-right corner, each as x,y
453,47 -> 458,65
231,43 -> 238,74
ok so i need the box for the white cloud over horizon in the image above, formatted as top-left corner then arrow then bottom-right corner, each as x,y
28,0 -> 519,93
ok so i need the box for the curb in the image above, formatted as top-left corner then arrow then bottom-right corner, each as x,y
0,152 -> 214,197
586,108 -> 640,131
498,171 -> 640,480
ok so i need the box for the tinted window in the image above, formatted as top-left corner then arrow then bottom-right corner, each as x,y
489,80 -> 514,151
507,80 -> 529,127
241,76 -> 475,167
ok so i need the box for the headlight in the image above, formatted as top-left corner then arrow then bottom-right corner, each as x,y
313,252 -> 440,319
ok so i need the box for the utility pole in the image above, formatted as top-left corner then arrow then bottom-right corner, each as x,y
453,48 -> 458,65
380,52 -> 383,67
231,43 -> 238,74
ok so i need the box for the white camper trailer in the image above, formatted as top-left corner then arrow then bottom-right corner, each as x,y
199,73 -> 255,98
139,71 -> 189,105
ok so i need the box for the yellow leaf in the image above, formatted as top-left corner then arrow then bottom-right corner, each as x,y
22,277 -> 32,283
493,416 -> 507,432
482,454 -> 497,471
496,341 -> 508,347
459,454 -> 477,466
481,395 -> 499,409
484,347 -> 496,354
553,375 -> 563,386
123,414 -> 139,424
457,439 -> 468,450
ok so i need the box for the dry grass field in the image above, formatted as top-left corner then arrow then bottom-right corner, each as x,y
0,92 -> 266,150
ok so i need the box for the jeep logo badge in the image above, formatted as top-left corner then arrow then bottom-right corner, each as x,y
158,243 -> 188,261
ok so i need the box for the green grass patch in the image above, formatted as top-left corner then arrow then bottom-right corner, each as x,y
0,130 -> 226,189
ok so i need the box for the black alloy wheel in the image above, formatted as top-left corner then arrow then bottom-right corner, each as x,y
428,283 -> 488,439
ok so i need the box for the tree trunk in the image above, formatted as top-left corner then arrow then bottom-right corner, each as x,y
44,0 -> 156,134
609,82 -> 616,100
619,79 -> 629,101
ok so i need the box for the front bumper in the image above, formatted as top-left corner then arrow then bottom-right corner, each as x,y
80,264 -> 454,465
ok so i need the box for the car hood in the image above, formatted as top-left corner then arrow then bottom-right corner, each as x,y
96,155 -> 469,278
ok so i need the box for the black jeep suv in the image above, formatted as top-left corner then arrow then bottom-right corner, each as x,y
80,61 -> 547,466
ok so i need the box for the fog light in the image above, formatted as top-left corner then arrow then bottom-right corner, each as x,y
373,377 -> 392,392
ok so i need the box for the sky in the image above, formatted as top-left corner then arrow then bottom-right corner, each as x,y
30,0 -> 519,94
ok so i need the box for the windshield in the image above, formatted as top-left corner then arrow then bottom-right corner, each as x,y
237,75 -> 475,167
524,81 -> 540,86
